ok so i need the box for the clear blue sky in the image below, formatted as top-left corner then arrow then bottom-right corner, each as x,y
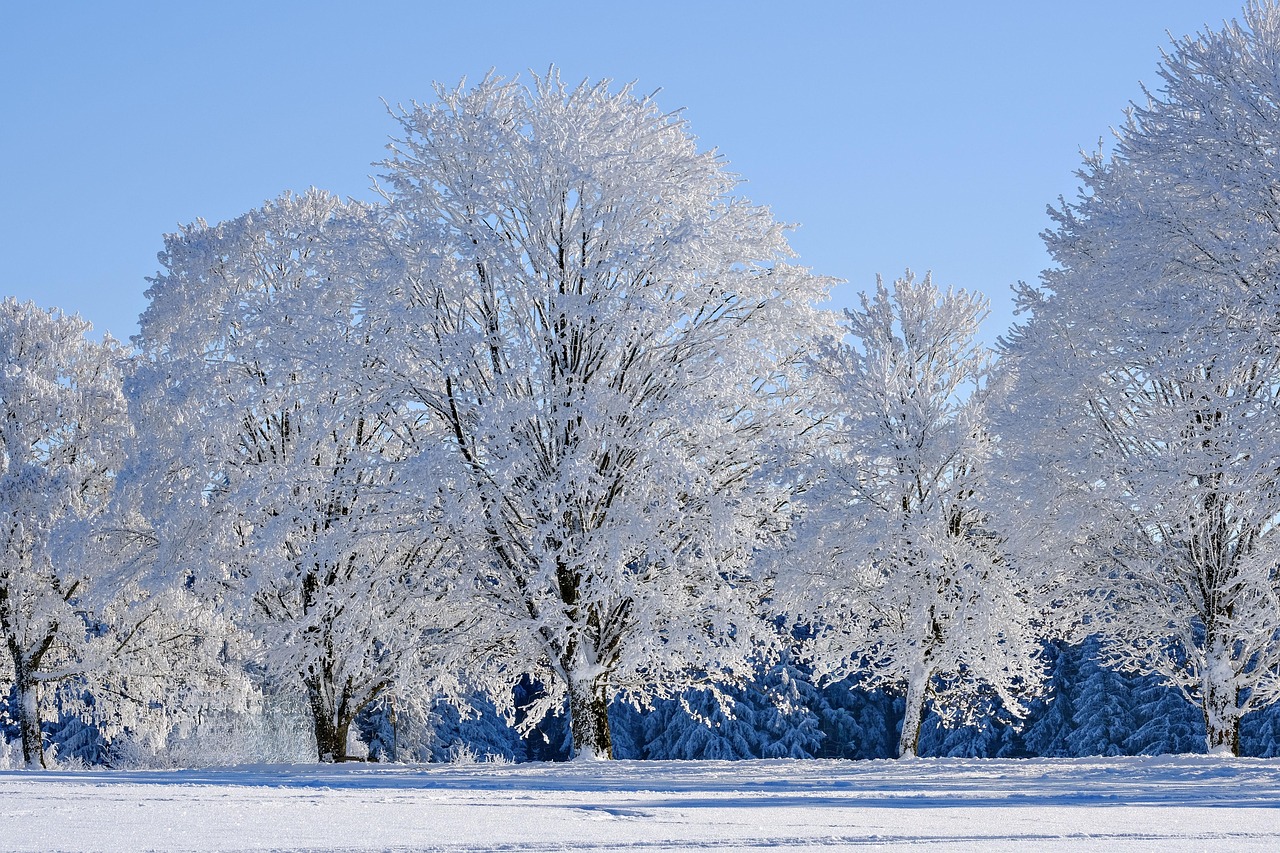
0,1 -> 1250,345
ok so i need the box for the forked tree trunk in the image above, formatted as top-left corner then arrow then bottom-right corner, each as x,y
567,676 -> 612,760
12,658 -> 46,769
3,623 -> 49,769
305,674 -> 353,762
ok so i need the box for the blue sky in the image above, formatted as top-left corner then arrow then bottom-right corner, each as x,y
0,1 -> 1250,344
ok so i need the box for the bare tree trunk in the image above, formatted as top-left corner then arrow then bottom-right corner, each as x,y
3,618 -> 48,770
1202,672 -> 1241,756
897,667 -> 931,759
567,676 -> 612,760
12,657 -> 46,769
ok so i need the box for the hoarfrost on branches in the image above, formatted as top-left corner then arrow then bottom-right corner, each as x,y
996,0 -> 1280,755
131,190 -> 467,762
787,272 -> 1042,758
0,300 -> 228,767
373,72 -> 838,757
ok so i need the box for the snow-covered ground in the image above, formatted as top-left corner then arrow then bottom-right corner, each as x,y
2,757 -> 1278,852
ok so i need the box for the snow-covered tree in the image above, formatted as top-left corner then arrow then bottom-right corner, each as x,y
643,690 -> 759,761
1124,669 -> 1205,756
916,694 -> 1018,758
997,2 -> 1280,755
374,72 -> 837,758
1019,642 -> 1080,758
815,678 -> 902,760
1017,638 -> 1206,758
1242,702 -> 1280,757
131,190 -> 466,761
751,652 -> 826,759
0,300 -> 129,767
1063,637 -> 1137,758
788,272 -> 1042,757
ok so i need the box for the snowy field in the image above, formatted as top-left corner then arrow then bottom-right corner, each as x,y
2,758 -> 1279,852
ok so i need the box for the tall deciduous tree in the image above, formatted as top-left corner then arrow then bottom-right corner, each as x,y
0,300 -> 130,767
131,190 -> 465,762
996,1 -> 1280,755
375,73 -> 836,758
788,273 -> 1041,758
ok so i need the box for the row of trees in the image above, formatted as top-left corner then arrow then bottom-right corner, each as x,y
15,633 -> 1280,766
373,638 -> 1280,762
5,3 -> 1280,766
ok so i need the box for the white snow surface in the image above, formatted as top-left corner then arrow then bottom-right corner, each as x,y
2,757 -> 1278,852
